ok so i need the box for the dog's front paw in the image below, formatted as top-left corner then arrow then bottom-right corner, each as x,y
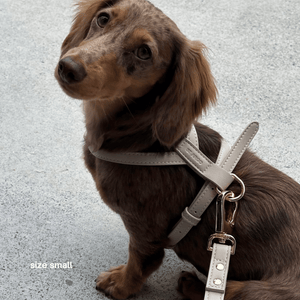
96,265 -> 141,299
177,271 -> 205,300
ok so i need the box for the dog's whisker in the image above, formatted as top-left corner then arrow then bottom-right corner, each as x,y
98,100 -> 108,120
121,97 -> 136,122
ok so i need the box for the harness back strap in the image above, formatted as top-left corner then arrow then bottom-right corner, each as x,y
89,123 -> 254,191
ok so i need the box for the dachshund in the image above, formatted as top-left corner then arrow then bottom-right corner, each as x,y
55,0 -> 300,299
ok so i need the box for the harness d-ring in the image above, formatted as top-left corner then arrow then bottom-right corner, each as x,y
216,173 -> 245,202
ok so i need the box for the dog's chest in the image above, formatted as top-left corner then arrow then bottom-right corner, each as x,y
90,154 -> 199,216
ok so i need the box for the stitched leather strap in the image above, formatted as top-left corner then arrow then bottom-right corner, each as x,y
220,122 -> 259,172
167,139 -> 230,246
204,243 -> 232,300
167,122 -> 259,246
176,138 -> 233,190
167,139 -> 230,247
88,125 -> 198,166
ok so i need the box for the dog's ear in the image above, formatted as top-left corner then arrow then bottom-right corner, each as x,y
60,0 -> 104,57
152,40 -> 217,147
60,2 -> 97,57
60,0 -> 118,57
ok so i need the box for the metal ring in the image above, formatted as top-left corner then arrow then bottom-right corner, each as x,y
217,190 -> 235,198
216,173 -> 245,202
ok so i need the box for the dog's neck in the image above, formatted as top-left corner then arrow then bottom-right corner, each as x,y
83,98 -> 174,153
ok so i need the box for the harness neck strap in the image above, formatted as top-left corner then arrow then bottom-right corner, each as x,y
89,123 -> 259,191
88,125 -> 198,166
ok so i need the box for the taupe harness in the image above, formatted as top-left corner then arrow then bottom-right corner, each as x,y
89,122 -> 259,300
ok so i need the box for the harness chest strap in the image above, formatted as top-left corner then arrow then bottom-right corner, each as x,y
175,138 -> 234,190
167,122 -> 259,246
173,122 -> 258,300
167,139 -> 230,247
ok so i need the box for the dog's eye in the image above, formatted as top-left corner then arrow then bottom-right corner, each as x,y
135,45 -> 152,60
97,12 -> 110,27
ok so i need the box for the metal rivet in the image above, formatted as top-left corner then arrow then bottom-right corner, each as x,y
216,263 -> 224,271
213,278 -> 222,285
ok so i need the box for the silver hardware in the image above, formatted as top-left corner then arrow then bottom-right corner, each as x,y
228,201 -> 239,227
207,233 -> 236,255
215,190 -> 234,233
216,263 -> 225,271
214,173 -> 245,228
216,173 -> 245,202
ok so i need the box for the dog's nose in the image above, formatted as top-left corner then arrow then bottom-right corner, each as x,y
58,57 -> 87,84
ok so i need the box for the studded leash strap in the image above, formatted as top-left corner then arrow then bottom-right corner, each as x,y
204,243 -> 232,300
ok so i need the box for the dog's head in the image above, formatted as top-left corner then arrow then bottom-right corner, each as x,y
55,0 -> 217,147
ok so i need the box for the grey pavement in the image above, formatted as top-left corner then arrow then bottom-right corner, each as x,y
1,0 -> 300,299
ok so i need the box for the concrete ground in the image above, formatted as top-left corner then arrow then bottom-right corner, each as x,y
1,0 -> 299,299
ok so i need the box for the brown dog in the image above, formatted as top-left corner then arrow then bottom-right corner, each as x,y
55,0 -> 300,299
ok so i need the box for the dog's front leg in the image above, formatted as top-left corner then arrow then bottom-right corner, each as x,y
96,239 -> 165,299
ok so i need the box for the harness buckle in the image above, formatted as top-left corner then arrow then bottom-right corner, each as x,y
207,233 -> 236,255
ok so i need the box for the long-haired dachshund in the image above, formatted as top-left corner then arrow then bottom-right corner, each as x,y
55,0 -> 300,299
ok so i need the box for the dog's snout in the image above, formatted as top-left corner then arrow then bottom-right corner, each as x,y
58,57 -> 87,84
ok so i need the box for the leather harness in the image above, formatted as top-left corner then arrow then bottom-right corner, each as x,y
89,122 -> 259,300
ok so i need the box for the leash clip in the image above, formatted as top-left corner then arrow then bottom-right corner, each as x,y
215,173 -> 245,227
207,189 -> 239,255
215,190 -> 233,233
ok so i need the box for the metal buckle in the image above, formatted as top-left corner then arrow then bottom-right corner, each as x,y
207,233 -> 236,255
